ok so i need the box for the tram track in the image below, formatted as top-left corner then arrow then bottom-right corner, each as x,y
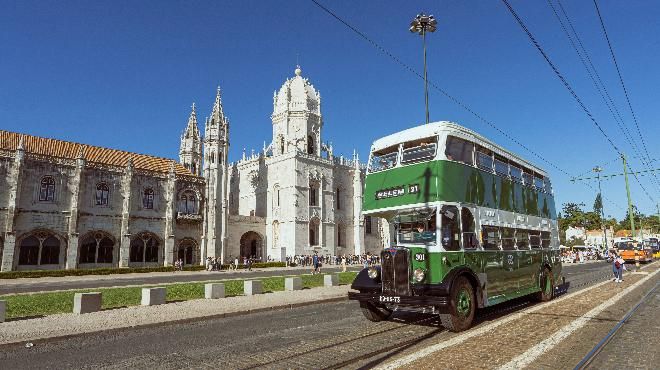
248,264 -> 619,370
574,280 -> 659,370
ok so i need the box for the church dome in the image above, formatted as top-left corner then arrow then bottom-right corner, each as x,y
273,66 -> 321,116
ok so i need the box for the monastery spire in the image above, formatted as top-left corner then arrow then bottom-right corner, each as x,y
179,102 -> 202,175
210,86 -> 227,127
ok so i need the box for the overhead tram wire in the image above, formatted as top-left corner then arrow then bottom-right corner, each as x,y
501,0 -> 656,206
593,0 -> 660,190
308,0 -> 626,212
548,0 -> 660,193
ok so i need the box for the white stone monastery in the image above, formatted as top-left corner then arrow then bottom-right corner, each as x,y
0,66 -> 387,271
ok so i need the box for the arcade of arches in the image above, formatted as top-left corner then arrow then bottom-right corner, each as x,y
129,232 -> 160,265
177,239 -> 197,265
240,231 -> 263,261
17,230 -> 65,268
79,232 -> 115,265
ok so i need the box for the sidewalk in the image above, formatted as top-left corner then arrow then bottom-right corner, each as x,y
0,284 -> 353,346
1,264 -> 353,286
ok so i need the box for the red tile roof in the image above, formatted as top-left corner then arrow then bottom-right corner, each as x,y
0,130 -> 195,176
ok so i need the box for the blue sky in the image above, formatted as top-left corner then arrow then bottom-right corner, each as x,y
1,0 -> 658,219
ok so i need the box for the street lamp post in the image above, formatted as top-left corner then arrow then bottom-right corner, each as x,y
593,166 -> 608,250
410,13 -> 437,125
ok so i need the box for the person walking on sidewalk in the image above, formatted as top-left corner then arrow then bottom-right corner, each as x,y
312,252 -> 319,275
613,253 -> 625,283
341,255 -> 347,272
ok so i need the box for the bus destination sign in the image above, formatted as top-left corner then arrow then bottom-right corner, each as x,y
375,184 -> 419,200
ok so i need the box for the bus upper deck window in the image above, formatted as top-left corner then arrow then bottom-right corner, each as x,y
445,136 -> 474,166
368,146 -> 398,172
510,165 -> 522,183
402,137 -> 437,164
476,148 -> 493,172
534,174 -> 545,190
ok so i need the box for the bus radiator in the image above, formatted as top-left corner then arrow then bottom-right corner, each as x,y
381,248 -> 411,296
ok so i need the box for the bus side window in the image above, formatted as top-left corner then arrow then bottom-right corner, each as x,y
461,207 -> 478,250
501,228 -> 516,250
541,231 -> 551,249
445,136 -> 474,166
482,225 -> 500,250
530,232 -> 541,249
516,229 -> 530,250
440,205 -> 461,251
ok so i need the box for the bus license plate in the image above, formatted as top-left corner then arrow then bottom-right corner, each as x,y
379,296 -> 400,303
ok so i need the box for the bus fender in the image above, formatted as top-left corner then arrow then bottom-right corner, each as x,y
350,266 -> 381,293
440,267 -> 485,309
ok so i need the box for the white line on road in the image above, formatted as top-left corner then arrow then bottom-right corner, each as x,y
377,278 -> 614,370
498,267 -> 660,370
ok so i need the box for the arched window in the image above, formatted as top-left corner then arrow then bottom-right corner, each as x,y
18,232 -> 61,266
80,233 -> 114,264
143,188 -> 154,209
336,188 -> 341,210
39,176 -> 55,202
307,135 -> 315,155
364,216 -> 372,235
337,225 -> 344,247
272,185 -> 281,208
18,236 -> 40,265
96,183 -> 109,206
178,190 -> 198,214
309,182 -> 318,207
130,233 -> 160,263
309,218 -> 319,246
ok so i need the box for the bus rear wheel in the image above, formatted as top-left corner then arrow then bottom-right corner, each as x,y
535,267 -> 554,302
359,301 -> 392,322
439,276 -> 475,332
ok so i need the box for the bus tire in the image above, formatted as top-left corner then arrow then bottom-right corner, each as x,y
536,267 -> 554,302
439,276 -> 475,332
359,301 -> 392,322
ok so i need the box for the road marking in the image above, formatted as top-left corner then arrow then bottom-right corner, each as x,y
498,267 -> 660,370
377,278 -> 613,370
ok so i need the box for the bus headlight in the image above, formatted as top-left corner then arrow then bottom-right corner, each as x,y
368,267 -> 379,280
413,268 -> 426,283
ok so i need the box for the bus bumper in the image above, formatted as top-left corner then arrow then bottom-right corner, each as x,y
347,291 -> 449,308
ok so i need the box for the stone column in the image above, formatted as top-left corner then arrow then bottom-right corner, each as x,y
65,150 -> 85,269
220,151 -> 229,264
352,155 -> 364,255
2,137 -> 25,272
319,175 -> 324,251
163,162 -> 176,266
118,158 -> 134,267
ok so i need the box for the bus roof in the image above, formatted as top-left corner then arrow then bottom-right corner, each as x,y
370,121 -> 548,176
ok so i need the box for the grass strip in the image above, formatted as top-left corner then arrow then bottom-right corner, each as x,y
0,272 -> 357,319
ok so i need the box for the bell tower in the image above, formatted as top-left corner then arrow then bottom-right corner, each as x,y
271,66 -> 322,156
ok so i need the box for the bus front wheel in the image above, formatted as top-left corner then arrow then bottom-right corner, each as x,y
439,276 -> 475,332
359,301 -> 392,322
536,267 -> 554,302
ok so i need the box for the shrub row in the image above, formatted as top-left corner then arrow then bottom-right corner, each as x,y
0,262 -> 296,280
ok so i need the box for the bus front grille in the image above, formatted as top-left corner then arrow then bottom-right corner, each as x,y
381,248 -> 410,296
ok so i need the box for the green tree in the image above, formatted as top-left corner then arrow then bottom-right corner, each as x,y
593,193 -> 603,216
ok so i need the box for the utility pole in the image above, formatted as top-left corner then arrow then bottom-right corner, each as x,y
593,166 -> 608,250
622,154 -> 636,238
410,13 -> 437,125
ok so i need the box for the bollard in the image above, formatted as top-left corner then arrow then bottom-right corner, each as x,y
0,300 -> 6,323
205,283 -> 226,299
73,292 -> 102,314
141,287 -> 167,306
285,277 -> 302,291
244,280 -> 263,295
324,274 -> 339,287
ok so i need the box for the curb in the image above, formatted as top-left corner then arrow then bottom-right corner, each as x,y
0,294 -> 350,348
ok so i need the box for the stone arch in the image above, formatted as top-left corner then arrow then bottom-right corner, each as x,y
79,230 -> 116,267
176,238 -> 198,266
129,231 -> 162,266
15,229 -> 68,270
240,231 -> 264,262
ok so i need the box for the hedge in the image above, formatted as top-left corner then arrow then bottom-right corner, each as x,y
0,261 -> 297,280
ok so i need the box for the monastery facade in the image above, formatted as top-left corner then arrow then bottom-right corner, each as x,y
0,66 -> 387,271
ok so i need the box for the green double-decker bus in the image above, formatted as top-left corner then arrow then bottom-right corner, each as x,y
349,121 -> 564,332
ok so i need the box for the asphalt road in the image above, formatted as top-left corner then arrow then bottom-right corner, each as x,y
0,262 -> 618,370
0,266 -> 363,295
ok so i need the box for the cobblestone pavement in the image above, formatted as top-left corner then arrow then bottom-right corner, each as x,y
0,262 -> 624,369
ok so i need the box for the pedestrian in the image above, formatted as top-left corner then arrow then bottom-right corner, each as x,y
234,256 -> 240,271
613,253 -> 625,283
341,255 -> 346,272
312,252 -> 319,275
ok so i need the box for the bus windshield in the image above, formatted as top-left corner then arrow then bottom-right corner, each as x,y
368,146 -> 398,173
394,208 -> 436,245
